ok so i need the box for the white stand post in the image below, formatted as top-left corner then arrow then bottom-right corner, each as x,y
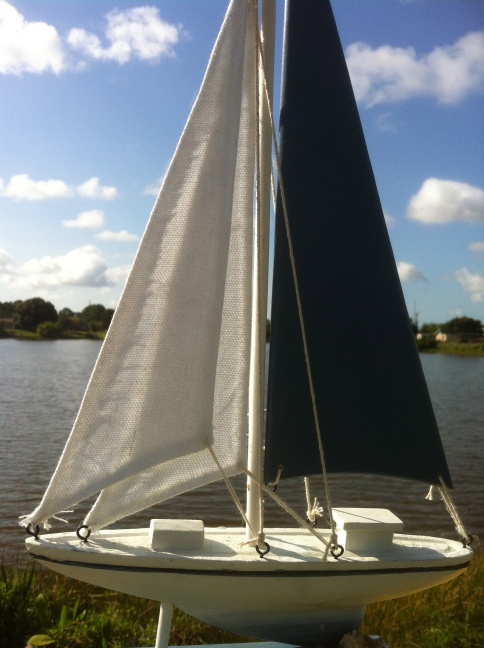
154,602 -> 173,648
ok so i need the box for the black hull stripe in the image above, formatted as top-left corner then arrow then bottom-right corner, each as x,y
31,553 -> 471,578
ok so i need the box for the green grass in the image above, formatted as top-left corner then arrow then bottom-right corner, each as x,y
1,550 -> 482,648
422,341 -> 484,356
361,549 -> 483,647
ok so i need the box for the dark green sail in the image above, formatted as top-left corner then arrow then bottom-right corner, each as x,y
264,0 -> 452,487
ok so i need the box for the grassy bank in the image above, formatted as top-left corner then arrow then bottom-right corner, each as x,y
3,330 -> 483,355
422,342 -> 484,356
1,329 -> 105,341
1,550 -> 482,648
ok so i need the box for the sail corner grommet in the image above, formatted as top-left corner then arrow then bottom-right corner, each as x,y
76,525 -> 91,543
26,524 -> 40,540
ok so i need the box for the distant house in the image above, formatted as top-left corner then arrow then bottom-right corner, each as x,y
434,329 -> 447,343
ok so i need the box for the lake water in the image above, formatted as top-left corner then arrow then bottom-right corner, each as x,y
1,339 -> 482,553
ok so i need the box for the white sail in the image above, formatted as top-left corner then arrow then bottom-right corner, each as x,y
24,0 -> 256,530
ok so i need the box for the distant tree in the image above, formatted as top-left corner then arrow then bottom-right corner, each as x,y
81,303 -> 113,332
0,301 -> 16,318
58,307 -> 82,332
441,317 -> 483,342
104,308 -> 115,329
58,307 -> 74,318
419,322 -> 442,335
15,298 -> 57,332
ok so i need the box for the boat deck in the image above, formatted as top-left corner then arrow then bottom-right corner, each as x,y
27,526 -> 472,572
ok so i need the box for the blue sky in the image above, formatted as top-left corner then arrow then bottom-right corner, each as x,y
0,0 -> 483,325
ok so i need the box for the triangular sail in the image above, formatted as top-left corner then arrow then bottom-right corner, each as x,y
265,0 -> 452,486
24,0 -> 256,530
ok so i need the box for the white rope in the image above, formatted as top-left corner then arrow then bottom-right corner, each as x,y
206,444 -> 256,541
304,477 -> 324,524
257,27 -> 337,540
437,477 -> 473,546
243,466 -> 335,559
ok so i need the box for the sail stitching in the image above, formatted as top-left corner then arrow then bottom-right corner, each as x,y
257,23 -> 337,543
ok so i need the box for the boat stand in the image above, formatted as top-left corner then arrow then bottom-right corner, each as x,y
147,604 -> 388,648
154,602 -> 173,648
151,604 -> 301,648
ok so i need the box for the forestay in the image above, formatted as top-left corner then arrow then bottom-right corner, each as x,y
24,0 -> 256,531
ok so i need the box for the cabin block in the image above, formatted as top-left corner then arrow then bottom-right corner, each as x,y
332,508 -> 403,552
150,519 -> 204,551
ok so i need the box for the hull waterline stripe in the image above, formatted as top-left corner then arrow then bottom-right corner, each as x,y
31,553 -> 471,578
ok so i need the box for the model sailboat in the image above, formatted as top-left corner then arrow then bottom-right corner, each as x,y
23,1 -> 473,645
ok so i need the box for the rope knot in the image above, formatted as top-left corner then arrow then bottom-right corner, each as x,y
306,497 -> 324,525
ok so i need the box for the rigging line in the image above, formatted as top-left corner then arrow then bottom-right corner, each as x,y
242,466 -> 333,558
206,444 -> 256,541
256,20 -> 337,539
437,477 -> 472,546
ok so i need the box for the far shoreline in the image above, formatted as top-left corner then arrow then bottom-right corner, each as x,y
2,329 -> 483,356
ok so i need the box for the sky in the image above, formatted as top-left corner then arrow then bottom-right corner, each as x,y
0,0 -> 483,325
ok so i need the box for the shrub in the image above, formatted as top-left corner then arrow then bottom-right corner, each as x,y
37,321 -> 62,339
416,336 -> 438,351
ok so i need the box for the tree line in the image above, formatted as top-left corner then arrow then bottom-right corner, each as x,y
0,297 -> 481,344
416,316 -> 482,340
0,297 -> 114,339
412,316 -> 483,351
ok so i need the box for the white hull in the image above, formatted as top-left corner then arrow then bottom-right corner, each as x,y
26,526 -> 471,645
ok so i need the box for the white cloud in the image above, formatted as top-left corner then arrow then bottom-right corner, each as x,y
144,175 -> 166,197
62,210 -> 105,229
397,261 -> 425,282
384,211 -> 396,227
0,248 -> 18,274
346,31 -> 484,106
67,6 -> 181,64
0,2 -> 65,75
407,179 -> 484,224
0,3 -> 184,75
456,268 -> 484,303
0,174 -> 71,200
469,241 -> 484,253
0,174 -> 118,201
105,264 -> 132,285
76,177 -> 118,200
375,112 -> 400,133
96,230 -> 139,242
0,245 -> 115,291
449,308 -> 463,318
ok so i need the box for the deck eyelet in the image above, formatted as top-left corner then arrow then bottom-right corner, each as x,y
256,542 -> 271,558
76,525 -> 91,542
330,544 -> 344,559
